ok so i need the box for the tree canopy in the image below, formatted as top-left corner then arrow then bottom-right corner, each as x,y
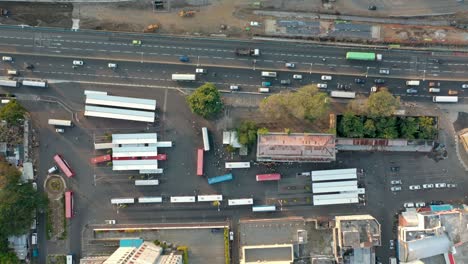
260,85 -> 330,122
237,121 -> 258,147
0,100 -> 26,126
186,83 -> 223,118
367,89 -> 400,117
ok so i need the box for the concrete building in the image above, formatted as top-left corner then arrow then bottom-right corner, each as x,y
256,132 -> 336,163
398,204 -> 468,263
8,234 -> 28,260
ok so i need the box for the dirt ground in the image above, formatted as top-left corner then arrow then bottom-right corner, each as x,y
0,2 -> 72,27
382,24 -> 468,45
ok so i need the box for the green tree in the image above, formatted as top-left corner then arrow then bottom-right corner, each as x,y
237,121 -> 258,147
0,157 -> 21,189
367,89 -> 400,117
400,117 -> 419,139
347,98 -> 368,115
257,127 -> 269,135
0,100 -> 26,126
259,93 -> 289,120
340,112 -> 364,138
363,118 -> 377,138
0,251 -> 20,264
186,83 -> 223,118
375,117 -> 398,139
418,116 -> 436,139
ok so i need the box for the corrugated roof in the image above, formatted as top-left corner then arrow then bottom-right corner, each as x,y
112,133 -> 158,145
404,235 -> 452,262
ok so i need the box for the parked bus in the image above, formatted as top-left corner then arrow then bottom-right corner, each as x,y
432,96 -> 458,103
110,198 -> 135,204
66,255 -> 73,264
202,127 -> 210,151
406,80 -> 420,86
65,191 -> 73,219
84,90 -> 107,95
197,195 -> 223,202
22,79 -> 48,88
197,148 -> 204,176
228,198 -> 253,206
261,71 -> 277,78
225,162 -> 250,169
330,91 -> 356,99
53,154 -> 75,178
256,173 -> 281,182
208,173 -> 233,185
252,205 -> 276,212
138,197 -> 162,203
48,119 -> 73,127
90,154 -> 111,165
346,52 -> 382,61
135,180 -> 159,186
172,74 -> 196,81
0,79 -> 19,88
170,196 -> 196,203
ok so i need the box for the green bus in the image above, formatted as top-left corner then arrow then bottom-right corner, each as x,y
346,52 -> 382,61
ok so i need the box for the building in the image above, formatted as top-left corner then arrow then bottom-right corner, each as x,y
256,132 -> 336,162
222,131 -> 242,148
397,204 -> 468,263
311,168 -> 363,206
8,234 -> 28,260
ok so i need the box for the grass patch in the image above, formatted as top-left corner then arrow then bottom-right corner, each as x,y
224,228 -> 230,264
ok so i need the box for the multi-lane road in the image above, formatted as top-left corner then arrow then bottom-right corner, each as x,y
0,26 -> 467,100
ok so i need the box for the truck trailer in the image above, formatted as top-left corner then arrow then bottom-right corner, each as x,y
235,48 -> 260,56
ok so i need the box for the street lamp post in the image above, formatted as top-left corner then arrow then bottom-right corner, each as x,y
197,56 -> 200,67
253,59 -> 256,71
309,63 -> 313,74
365,66 -> 370,78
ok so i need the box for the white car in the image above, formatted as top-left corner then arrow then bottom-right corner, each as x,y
293,74 -> 303,80
105,220 -> 116,224
435,183 -> 446,188
461,84 -> 468,89
415,202 -> 426,208
391,180 -> 402,185
56,128 -> 64,133
229,231 -> 234,241
250,21 -> 260,26
73,60 -> 84,66
389,239 -> 394,250
2,56 -> 13,61
379,68 -> 390,75
409,185 -> 421,190
404,202 -> 415,208
285,62 -> 295,68
422,183 -> 434,189
229,85 -> 239,91
196,68 -> 207,74
321,75 -> 332,81
48,166 -> 58,174
447,183 -> 457,188
317,83 -> 327,89
108,63 -> 117,69
391,186 -> 401,192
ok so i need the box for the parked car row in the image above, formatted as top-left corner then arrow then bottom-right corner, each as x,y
409,183 -> 456,190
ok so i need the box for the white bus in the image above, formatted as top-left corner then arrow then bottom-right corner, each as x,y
432,96 -> 458,103
84,90 -> 107,96
330,91 -> 356,99
138,197 -> 163,203
110,198 -> 135,204
135,180 -> 159,186
202,127 -> 210,151
197,195 -> 223,202
261,71 -> 277,78
252,205 -> 276,212
66,255 -> 73,264
225,162 -> 250,169
172,74 -> 196,81
0,79 -> 19,87
406,80 -> 420,86
22,79 -> 47,88
170,196 -> 196,203
228,198 -> 253,206
48,119 -> 73,127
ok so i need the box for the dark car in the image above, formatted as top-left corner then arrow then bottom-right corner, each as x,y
211,228 -> 222,233
374,79 -> 385,84
179,56 -> 190,62
368,5 -> 377,10
24,63 -> 34,70
280,79 -> 291,85
337,83 -> 345,90
406,88 -> 418,94
355,78 -> 365,84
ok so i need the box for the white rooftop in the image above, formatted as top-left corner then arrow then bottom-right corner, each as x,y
112,133 -> 158,145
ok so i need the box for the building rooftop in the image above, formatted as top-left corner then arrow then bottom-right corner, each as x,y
244,245 -> 294,264
8,234 -> 28,260
256,132 -> 336,162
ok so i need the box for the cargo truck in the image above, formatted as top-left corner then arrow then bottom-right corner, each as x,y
346,52 -> 382,61
235,48 -> 260,56
48,119 -> 73,127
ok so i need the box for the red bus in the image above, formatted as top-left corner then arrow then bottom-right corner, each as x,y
256,173 -> 281,182
90,154 -> 111,164
65,191 -> 73,219
53,154 -> 75,178
197,148 -> 203,176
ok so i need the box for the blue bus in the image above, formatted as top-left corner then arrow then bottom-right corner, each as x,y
208,173 -> 233,185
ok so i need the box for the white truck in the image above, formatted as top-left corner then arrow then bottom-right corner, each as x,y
235,48 -> 260,56
22,79 -> 48,88
406,80 -> 420,86
261,71 -> 277,78
432,96 -> 458,103
48,119 -> 73,127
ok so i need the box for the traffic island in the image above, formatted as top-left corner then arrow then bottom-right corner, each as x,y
44,175 -> 67,240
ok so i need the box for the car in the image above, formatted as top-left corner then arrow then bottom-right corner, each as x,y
280,79 -> 291,85
2,56 -> 13,62
415,202 -> 426,208
430,200 -> 444,205
285,63 -> 295,68
409,185 -> 421,190
448,89 -> 459,95
179,56 -> 190,62
31,233 -> 38,245
368,5 -> 377,10
337,83 -> 345,90
211,228 -> 222,233
462,84 -> 468,89
355,78 -> 365,84
390,166 -> 400,172
293,74 -> 303,80
422,183 -> 434,189
195,68 -> 207,74
48,166 -> 58,174
250,21 -> 260,26
229,231 -> 234,241
370,86 -> 379,93
7,70 -> 18,76
404,202 -> 415,208
374,79 -> 385,84
406,88 -> 418,94
55,128 -> 64,133
447,183 -> 457,188
429,82 -> 440,87
73,60 -> 84,66
379,68 -> 390,75
391,180 -> 402,185
317,83 -> 328,89
389,239 -> 394,250
262,81 -> 271,87
132,40 -> 142,45
108,63 -> 117,69
391,186 -> 402,192
230,85 -> 239,91
105,220 -> 116,224
321,75 -> 332,81
24,63 -> 34,70
435,183 -> 446,188
430,59 -> 442,64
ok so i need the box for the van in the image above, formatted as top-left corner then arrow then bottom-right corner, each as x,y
258,88 -> 269,93
32,233 -> 37,245
2,56 -> 13,62
448,89 -> 459,95
195,68 -> 206,74
66,255 -> 74,264
48,166 -> 58,174
108,63 -> 117,69
429,88 -> 440,93
229,85 -> 239,91
406,80 -> 420,86
7,70 -> 17,75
